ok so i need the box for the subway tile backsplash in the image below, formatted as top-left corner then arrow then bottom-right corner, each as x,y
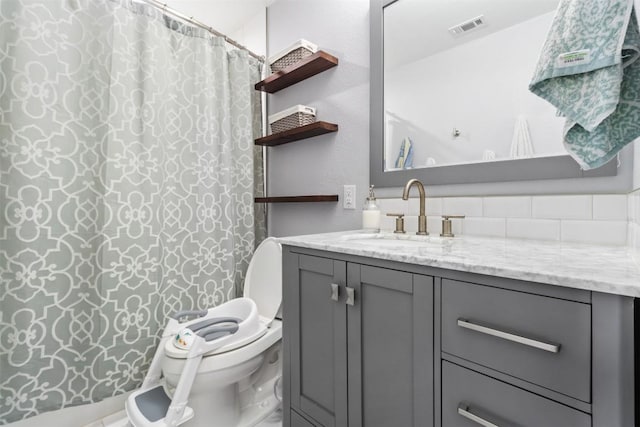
379,193 -> 636,247
593,195 -> 628,221
483,196 -> 532,218
560,220 -> 628,246
506,218 -> 561,241
531,195 -> 593,220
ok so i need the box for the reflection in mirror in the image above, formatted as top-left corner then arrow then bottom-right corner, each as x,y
383,0 -> 564,172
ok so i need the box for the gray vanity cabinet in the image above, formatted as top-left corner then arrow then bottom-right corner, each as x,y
282,245 -> 637,427
283,247 -> 434,427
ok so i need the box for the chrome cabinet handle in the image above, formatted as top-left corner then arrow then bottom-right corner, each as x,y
457,319 -> 560,353
330,283 -> 339,301
346,287 -> 355,306
457,404 -> 500,427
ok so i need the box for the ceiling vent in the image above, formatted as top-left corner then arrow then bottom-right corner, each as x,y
448,15 -> 486,36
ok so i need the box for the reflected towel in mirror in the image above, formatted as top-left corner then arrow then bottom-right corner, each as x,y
510,115 -> 534,159
395,137 -> 414,169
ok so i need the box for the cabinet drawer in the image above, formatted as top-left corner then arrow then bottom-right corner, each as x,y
441,279 -> 591,401
442,361 -> 590,427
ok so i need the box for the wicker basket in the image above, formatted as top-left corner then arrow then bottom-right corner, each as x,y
269,105 -> 316,134
269,40 -> 318,73
271,47 -> 315,72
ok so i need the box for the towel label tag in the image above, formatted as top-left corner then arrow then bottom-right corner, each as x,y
557,49 -> 591,68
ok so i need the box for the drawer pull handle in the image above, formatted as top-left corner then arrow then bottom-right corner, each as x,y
457,404 -> 500,427
330,283 -> 340,301
457,319 -> 560,353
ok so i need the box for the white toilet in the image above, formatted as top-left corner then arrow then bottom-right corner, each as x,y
125,238 -> 283,427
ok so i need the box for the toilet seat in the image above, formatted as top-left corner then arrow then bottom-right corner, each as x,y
164,298 -> 267,359
163,319 -> 282,374
164,238 -> 282,361
243,238 -> 282,322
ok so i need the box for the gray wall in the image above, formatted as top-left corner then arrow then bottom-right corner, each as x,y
266,0 -> 370,237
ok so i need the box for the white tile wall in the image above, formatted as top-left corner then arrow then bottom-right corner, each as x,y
532,195 -> 593,219
506,218 -> 561,241
379,193 -> 631,246
483,196 -> 531,218
463,217 -> 506,238
442,197 -> 483,217
593,195 -> 628,220
560,220 -> 628,246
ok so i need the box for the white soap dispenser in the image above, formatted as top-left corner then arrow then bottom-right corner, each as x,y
362,185 -> 381,232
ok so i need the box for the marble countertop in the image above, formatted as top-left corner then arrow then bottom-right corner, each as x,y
278,230 -> 640,297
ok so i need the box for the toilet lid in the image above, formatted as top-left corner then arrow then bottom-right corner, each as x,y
243,237 -> 282,322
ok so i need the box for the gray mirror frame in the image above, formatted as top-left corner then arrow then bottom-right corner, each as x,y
370,0 -> 619,189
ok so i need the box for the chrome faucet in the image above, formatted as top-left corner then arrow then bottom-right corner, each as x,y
402,179 -> 428,235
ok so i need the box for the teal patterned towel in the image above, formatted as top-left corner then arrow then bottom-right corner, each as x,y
529,0 -> 640,170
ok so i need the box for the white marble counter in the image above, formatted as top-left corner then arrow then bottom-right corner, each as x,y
278,230 -> 640,297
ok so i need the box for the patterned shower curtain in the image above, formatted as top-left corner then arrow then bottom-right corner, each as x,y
0,0 -> 265,423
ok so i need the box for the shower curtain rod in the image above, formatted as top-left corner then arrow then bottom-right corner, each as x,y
139,0 -> 266,62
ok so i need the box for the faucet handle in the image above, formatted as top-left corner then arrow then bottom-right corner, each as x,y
440,215 -> 465,237
386,213 -> 406,234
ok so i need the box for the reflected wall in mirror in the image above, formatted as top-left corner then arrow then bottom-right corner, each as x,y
383,0 -> 563,171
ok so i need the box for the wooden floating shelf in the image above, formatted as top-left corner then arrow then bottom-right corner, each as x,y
255,121 -> 338,146
255,195 -> 339,203
255,51 -> 339,93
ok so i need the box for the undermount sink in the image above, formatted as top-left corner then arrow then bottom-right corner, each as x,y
339,232 -> 446,248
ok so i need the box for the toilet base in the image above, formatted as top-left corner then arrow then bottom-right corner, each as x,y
181,384 -> 240,427
182,348 -> 282,427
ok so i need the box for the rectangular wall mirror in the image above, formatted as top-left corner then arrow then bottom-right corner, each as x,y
370,0 -> 623,189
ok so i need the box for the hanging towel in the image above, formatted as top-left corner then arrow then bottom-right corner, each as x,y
510,115 -> 535,159
482,150 -> 496,161
529,0 -> 640,169
394,137 -> 414,169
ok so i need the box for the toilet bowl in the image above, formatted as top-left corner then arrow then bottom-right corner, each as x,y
127,237 -> 283,427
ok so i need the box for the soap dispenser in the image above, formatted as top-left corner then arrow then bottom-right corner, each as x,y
362,185 -> 381,232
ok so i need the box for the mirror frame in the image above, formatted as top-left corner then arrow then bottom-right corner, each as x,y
370,0 -> 618,189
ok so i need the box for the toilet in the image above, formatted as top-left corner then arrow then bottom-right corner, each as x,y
125,238 -> 283,427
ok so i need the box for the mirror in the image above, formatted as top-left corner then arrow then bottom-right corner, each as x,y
384,0 -> 562,170
370,0 -> 618,188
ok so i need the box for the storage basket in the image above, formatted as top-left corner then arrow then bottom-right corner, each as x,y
269,39 -> 318,72
269,105 -> 316,133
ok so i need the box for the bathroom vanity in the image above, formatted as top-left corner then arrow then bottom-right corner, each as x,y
279,231 -> 640,427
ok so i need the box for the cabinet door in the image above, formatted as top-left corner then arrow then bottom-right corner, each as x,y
288,253 -> 348,427
347,264 -> 434,427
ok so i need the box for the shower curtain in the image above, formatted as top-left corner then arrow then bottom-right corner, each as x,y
0,0 -> 265,423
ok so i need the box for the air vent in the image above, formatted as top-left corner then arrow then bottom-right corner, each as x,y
448,15 -> 486,36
